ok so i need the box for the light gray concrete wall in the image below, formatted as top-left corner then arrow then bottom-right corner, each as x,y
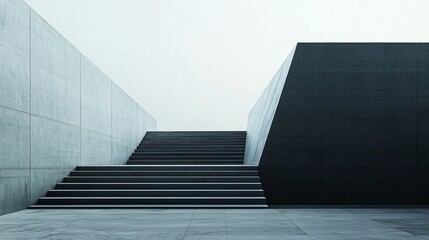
0,0 -> 156,215
244,47 -> 295,165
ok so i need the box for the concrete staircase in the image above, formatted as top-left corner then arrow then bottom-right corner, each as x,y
31,131 -> 267,208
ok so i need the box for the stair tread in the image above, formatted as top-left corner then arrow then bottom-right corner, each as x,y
30,205 -> 267,208
78,165 -> 252,166
66,176 -> 259,178
49,189 -> 263,191
40,197 -> 266,199
57,182 -> 261,185
72,170 -> 257,172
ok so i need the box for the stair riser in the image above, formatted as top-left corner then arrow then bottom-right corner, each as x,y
47,191 -> 265,197
129,156 -> 244,160
56,183 -> 263,189
38,199 -> 266,205
127,160 -> 244,163
30,205 -> 267,209
138,145 -> 245,149
142,143 -> 246,145
132,152 -> 244,156
142,137 -> 246,140
145,132 -> 245,136
70,171 -> 258,176
140,139 -> 245,145
136,148 -> 245,152
76,166 -> 258,171
140,137 -> 246,143
138,144 -> 245,147
135,149 -> 244,152
140,141 -> 245,144
63,177 -> 260,183
127,162 -> 244,165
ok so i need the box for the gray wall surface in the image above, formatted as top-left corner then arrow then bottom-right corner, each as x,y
245,43 -> 429,205
244,47 -> 295,165
0,0 -> 156,215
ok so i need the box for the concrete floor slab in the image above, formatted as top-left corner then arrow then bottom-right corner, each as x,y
0,208 -> 428,239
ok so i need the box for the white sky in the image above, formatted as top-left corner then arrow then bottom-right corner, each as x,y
24,0 -> 429,130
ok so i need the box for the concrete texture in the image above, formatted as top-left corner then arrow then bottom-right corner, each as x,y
0,208 -> 428,239
0,0 -> 156,215
31,10 -> 81,126
244,47 -> 295,165
80,56 -> 111,135
245,43 -> 429,205
80,129 -> 111,166
0,0 -> 30,113
0,106 -> 30,214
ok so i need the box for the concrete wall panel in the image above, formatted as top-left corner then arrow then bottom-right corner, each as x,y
0,106 -> 30,169
112,83 -> 131,140
31,116 -> 80,169
30,12 -> 80,126
81,129 -> 111,165
30,168 -> 70,203
0,106 -> 30,213
0,45 -> 30,113
0,0 -> 30,112
112,138 -> 130,165
0,0 -> 156,215
81,56 -> 112,135
0,170 -> 30,214
0,0 -> 30,53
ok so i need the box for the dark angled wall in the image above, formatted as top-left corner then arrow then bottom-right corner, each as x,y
246,43 -> 429,205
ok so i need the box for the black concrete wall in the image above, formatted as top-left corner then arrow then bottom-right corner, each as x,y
248,43 -> 429,205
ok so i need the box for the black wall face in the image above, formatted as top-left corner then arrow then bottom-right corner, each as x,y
255,43 -> 429,205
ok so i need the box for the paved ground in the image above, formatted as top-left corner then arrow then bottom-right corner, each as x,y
0,208 -> 428,239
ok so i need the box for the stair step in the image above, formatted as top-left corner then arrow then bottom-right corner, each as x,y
141,139 -> 246,142
37,197 -> 267,205
139,144 -> 245,147
75,165 -> 258,171
70,171 -> 258,176
127,161 -> 244,165
128,159 -> 243,161
47,189 -> 265,197
140,141 -> 244,144
143,137 -> 246,139
132,152 -> 244,156
32,131 -> 266,208
63,176 -> 260,183
140,142 -> 245,144
145,131 -> 245,135
55,182 -> 263,189
136,147 -> 245,151
138,145 -> 245,148
129,156 -> 244,160
135,149 -> 244,152
144,134 -> 245,136
127,162 -> 245,165
30,204 -> 267,209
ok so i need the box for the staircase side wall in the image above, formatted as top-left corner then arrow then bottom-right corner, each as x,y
244,47 -> 296,165
0,0 -> 156,215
